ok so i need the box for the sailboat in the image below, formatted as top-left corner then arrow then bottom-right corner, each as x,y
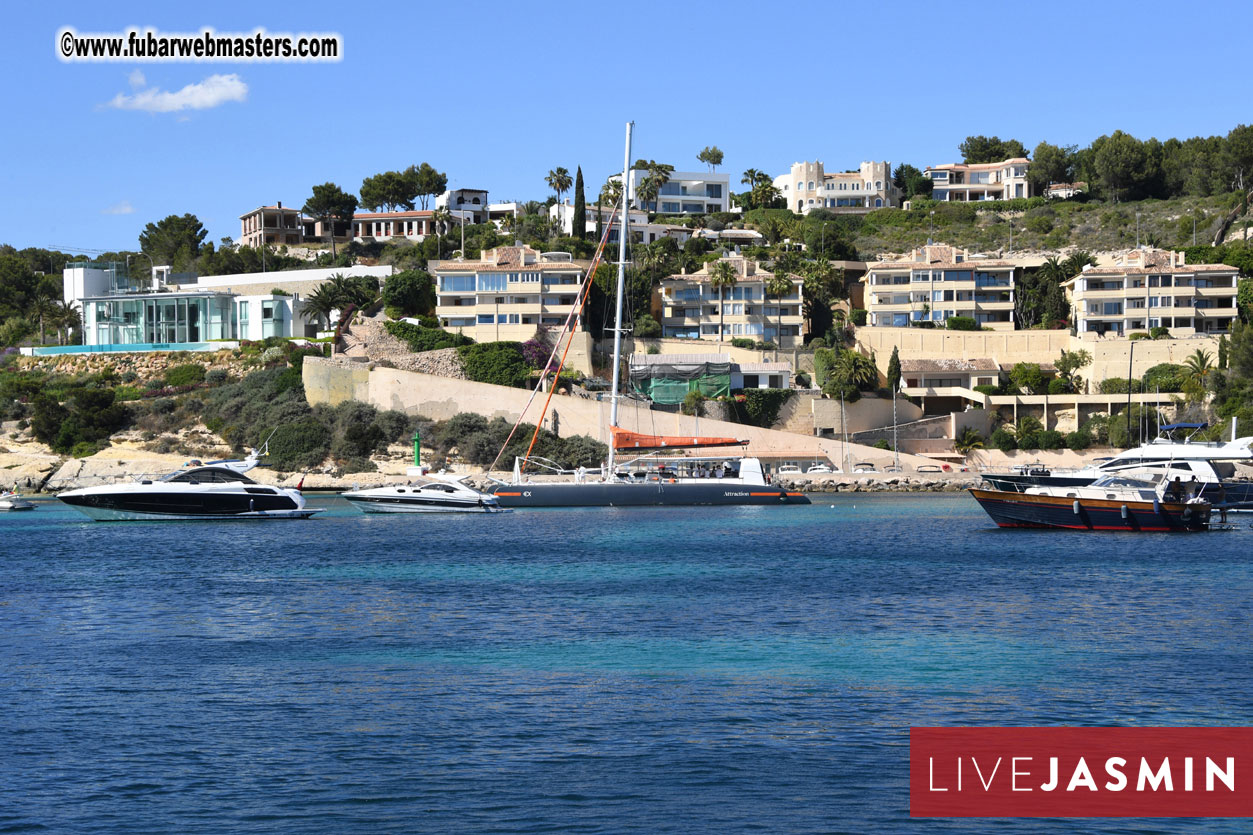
487,122 -> 809,508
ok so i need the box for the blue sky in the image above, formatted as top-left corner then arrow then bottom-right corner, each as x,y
3,0 -> 1249,254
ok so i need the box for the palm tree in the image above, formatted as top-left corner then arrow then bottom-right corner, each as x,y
954,426 -> 985,456
31,291 -> 58,345
53,300 -> 81,345
1184,348 -> 1215,388
832,349 -> 878,391
545,167 -> 572,210
640,245 -> 667,288
599,178 -> 623,210
302,284 -> 339,331
765,270 -> 794,356
431,208 -> 454,258
708,259 -> 738,344
741,169 -> 763,208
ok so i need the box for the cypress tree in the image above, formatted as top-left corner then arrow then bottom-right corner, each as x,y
887,345 -> 902,391
573,166 -> 586,240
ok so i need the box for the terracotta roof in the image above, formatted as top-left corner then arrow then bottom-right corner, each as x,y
1080,263 -> 1237,277
354,210 -> 434,220
901,357 -> 999,373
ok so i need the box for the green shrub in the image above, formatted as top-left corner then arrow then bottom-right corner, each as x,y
1150,326 -> 1171,339
205,369 -> 229,385
458,342 -> 530,388
808,337 -> 827,349
850,309 -> 867,326
737,389 -> 794,427
633,313 -> 661,338
794,371 -> 811,388
873,439 -> 892,450
1141,363 -> 1188,393
681,390 -> 706,417
383,320 -> 474,353
1066,430 -> 1093,450
989,427 -> 1017,451
267,418 -> 331,469
1128,331 -> 1151,340
945,316 -> 978,331
731,337 -> 756,349
973,384 -> 999,396
1099,377 -> 1143,394
165,363 -> 206,387
1037,429 -> 1066,450
1047,377 -> 1069,395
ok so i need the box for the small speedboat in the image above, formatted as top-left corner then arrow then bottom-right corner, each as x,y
0,490 -> 35,511
342,476 -> 503,513
970,474 -> 1211,531
57,444 -> 320,522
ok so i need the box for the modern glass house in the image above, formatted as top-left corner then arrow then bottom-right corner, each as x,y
63,261 -> 303,351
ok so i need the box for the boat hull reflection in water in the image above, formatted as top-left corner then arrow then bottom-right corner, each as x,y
493,480 -> 807,507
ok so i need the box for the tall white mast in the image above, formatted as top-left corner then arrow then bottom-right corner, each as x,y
606,121 -> 633,478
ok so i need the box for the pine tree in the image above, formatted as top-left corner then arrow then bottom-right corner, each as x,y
573,166 -> 586,241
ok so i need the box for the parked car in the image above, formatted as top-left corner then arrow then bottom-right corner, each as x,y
916,464 -> 943,474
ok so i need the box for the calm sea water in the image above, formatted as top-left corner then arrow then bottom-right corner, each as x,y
2,493 -> 1251,833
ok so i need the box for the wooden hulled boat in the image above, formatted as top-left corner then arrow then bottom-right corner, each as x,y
970,475 -> 1211,531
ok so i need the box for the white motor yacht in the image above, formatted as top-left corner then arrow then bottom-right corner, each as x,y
342,475 -> 503,513
57,446 -> 319,521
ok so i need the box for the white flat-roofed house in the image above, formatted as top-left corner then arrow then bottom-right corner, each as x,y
925,158 -> 1031,202
1064,248 -> 1240,337
436,188 -> 489,224
612,169 -> 731,215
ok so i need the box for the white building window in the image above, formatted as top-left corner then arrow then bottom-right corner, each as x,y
876,181 -> 882,190
808,181 -> 814,190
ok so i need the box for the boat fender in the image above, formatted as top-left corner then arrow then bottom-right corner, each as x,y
1120,504 -> 1128,519
1153,498 -> 1161,515
1073,500 -> 1081,515
1183,508 -> 1192,521
668,478 -> 675,484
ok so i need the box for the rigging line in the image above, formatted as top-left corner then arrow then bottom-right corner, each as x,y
487,205 -> 620,473
520,203 -> 627,474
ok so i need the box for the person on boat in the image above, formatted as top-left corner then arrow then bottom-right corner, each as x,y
1168,477 -> 1184,502
1189,475 -> 1201,499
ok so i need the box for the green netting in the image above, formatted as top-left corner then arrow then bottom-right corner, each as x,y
632,373 -> 730,405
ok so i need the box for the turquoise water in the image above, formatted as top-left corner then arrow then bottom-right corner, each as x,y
2,493 -> 1251,832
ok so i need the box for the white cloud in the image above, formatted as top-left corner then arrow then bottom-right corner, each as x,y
102,201 -> 134,215
107,73 -> 247,113
128,69 -> 146,90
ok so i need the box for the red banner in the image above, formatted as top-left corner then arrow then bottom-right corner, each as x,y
911,727 -> 1253,817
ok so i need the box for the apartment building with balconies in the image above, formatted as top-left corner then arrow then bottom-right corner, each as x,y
1064,248 -> 1240,337
432,246 -> 588,342
773,160 -> 901,214
862,245 -> 1018,330
924,158 -> 1031,202
656,256 -> 804,348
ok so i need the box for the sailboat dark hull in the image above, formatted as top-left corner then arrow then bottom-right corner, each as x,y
491,481 -> 809,507
969,488 -> 1209,531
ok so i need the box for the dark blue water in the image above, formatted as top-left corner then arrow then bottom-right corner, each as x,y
2,494 -> 1251,833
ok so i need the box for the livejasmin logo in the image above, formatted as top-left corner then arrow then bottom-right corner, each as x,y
910,727 -> 1253,817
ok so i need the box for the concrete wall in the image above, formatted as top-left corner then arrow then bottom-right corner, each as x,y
812,394 -> 924,434
303,356 -> 944,471
856,326 -> 1222,387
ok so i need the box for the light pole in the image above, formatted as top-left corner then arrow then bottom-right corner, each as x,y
892,378 -> 900,471
821,221 -> 828,258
